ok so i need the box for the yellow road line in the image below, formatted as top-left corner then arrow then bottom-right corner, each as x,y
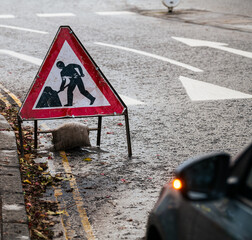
60,151 -> 96,240
0,92 -> 11,107
53,186 -> 71,239
0,83 -> 22,107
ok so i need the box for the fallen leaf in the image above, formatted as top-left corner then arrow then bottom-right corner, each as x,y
83,158 -> 92,162
24,154 -> 31,160
46,210 -> 57,215
33,229 -> 48,240
23,179 -> 32,184
30,154 -> 36,159
38,166 -> 43,171
42,220 -> 50,224
56,210 -> 67,215
47,210 -> 66,215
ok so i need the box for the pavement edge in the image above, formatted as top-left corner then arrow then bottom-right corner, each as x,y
0,114 -> 30,240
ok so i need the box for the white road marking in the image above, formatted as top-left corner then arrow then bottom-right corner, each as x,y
0,24 -> 48,34
179,76 -> 252,101
3,204 -> 23,211
36,13 -> 75,17
95,11 -> 135,15
0,50 -> 144,106
0,49 -> 42,65
173,37 -> 252,59
119,94 -> 145,105
94,42 -> 203,73
0,14 -> 15,18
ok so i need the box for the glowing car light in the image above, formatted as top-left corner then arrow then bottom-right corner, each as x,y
173,179 -> 182,190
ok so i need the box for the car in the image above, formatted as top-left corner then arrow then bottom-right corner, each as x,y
146,142 -> 252,240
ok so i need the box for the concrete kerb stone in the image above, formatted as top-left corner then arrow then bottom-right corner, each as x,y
2,223 -> 30,240
0,114 -> 30,240
0,115 -> 12,131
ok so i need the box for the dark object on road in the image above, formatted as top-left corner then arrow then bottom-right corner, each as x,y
146,142 -> 252,240
36,86 -> 62,108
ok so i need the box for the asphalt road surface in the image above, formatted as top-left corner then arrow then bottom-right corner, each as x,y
0,0 -> 251,239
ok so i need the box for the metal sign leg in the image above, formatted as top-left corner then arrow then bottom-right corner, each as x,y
34,120 -> 38,149
97,116 -> 102,147
124,111 -> 132,157
17,115 -> 24,157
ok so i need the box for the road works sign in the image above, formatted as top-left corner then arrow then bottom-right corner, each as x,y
19,26 -> 126,120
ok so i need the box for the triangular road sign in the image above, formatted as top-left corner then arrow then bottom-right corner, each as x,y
19,26 -> 126,120
179,76 -> 252,101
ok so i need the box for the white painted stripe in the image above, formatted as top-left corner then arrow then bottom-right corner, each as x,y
179,76 -> 252,101
3,204 -> 23,211
0,15 -> 15,19
36,13 -> 75,17
94,42 -> 203,73
119,94 -> 145,105
216,45 -> 252,59
173,37 -> 252,59
95,11 -> 135,15
0,24 -> 48,34
0,49 -> 42,66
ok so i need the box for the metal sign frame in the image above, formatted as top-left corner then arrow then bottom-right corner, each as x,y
17,26 -> 132,157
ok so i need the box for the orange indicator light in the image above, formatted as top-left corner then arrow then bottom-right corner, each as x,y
173,179 -> 182,190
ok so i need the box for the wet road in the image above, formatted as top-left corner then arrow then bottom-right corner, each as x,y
0,0 -> 251,239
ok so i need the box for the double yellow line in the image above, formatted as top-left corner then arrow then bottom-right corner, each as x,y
0,84 -> 95,240
60,151 -> 95,239
0,83 -> 22,107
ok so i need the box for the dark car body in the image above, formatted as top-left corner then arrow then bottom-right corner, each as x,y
146,142 -> 252,240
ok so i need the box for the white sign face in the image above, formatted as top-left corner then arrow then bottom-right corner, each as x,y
33,40 -> 110,109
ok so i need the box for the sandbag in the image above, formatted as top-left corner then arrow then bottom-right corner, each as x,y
52,122 -> 91,151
